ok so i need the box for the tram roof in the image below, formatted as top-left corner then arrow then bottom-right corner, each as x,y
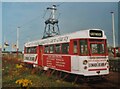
25,29 -> 106,47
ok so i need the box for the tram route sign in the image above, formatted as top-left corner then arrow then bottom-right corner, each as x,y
89,30 -> 103,37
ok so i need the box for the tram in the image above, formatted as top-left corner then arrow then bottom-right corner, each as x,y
23,29 -> 109,76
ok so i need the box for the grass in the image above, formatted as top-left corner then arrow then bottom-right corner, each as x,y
2,56 -> 78,88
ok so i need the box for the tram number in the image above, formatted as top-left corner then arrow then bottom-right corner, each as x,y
89,63 -> 106,67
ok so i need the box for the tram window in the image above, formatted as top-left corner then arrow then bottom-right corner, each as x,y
49,45 -> 54,53
55,44 -> 61,54
31,47 -> 33,53
26,47 -> 37,53
80,40 -> 88,55
73,41 -> 78,54
27,47 -> 31,53
90,43 -> 105,54
62,43 -> 69,54
33,47 -> 37,53
44,46 -> 49,53
31,47 -> 35,53
28,47 -> 31,53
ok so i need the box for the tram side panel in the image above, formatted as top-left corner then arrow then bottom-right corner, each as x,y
43,54 -> 71,72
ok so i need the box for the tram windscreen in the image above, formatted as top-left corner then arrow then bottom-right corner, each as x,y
90,43 -> 105,54
78,39 -> 106,55
80,40 -> 88,55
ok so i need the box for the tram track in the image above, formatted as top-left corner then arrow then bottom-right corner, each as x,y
50,70 -> 120,88
81,71 -> 119,88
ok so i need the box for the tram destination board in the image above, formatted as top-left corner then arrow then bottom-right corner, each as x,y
89,30 -> 103,37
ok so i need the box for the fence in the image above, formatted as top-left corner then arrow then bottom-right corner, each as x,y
2,52 -> 23,61
109,58 -> 120,72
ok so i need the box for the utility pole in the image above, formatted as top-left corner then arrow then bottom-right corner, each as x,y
110,12 -> 116,57
17,27 -> 20,58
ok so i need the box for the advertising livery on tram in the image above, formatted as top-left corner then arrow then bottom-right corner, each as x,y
24,29 -> 109,76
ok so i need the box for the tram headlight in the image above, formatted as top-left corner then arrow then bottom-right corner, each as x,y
107,60 -> 109,62
106,60 -> 109,65
106,60 -> 109,68
84,66 -> 87,70
83,60 -> 88,65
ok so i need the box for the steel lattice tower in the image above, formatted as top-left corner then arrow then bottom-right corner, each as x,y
43,5 -> 60,39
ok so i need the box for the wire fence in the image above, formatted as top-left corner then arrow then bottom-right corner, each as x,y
109,58 -> 120,72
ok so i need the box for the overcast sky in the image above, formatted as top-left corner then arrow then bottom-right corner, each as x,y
1,2 -> 119,51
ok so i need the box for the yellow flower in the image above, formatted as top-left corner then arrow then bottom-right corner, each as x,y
15,78 -> 32,88
16,64 -> 23,69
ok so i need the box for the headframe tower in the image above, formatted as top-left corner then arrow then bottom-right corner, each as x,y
43,5 -> 60,39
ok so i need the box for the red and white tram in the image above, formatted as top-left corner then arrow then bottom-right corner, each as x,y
24,29 -> 109,76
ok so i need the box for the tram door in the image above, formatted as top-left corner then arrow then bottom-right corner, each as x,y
71,40 -> 79,71
38,45 -> 43,66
